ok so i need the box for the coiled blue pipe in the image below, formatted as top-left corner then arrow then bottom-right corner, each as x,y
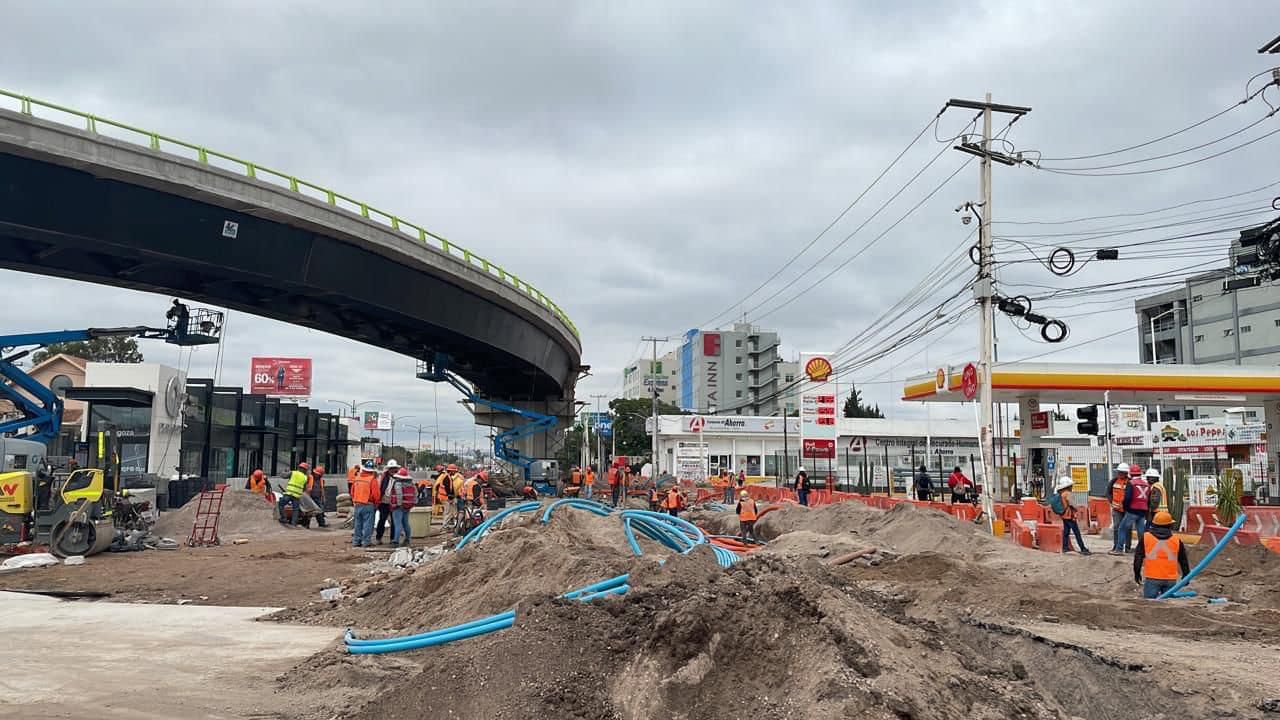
561,573 -> 629,599
578,584 -> 629,602
1157,511 -> 1247,600
711,544 -> 740,568
540,498 -> 613,524
344,611 -> 516,647
619,509 -> 707,544
627,517 -> 691,553
455,501 -> 542,550
346,615 -> 515,654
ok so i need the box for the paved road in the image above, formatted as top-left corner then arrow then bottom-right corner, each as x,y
0,591 -> 339,719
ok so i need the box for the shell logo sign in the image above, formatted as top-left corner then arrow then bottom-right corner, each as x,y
936,368 -> 946,391
804,356 -> 833,382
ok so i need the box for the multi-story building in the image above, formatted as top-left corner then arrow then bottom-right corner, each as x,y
620,350 -> 680,406
677,323 -> 788,416
1134,238 -> 1280,422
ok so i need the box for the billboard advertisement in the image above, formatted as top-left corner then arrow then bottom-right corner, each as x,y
363,411 -> 392,431
250,357 -> 312,397
799,352 -> 838,460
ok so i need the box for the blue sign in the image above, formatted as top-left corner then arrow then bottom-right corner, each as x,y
596,420 -> 613,436
1046,454 -> 1056,471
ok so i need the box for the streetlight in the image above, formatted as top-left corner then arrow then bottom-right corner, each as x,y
389,415 -> 416,457
327,399 -> 382,420
1149,306 -> 1183,476
402,423 -> 437,464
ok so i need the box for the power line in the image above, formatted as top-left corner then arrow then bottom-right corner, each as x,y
996,178 -> 1280,226
1034,122 -> 1280,177
693,108 -> 951,332
1037,111 -> 1276,171
1034,72 -> 1277,162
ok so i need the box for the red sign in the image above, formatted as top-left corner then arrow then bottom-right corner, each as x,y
689,416 -> 705,432
702,333 -> 721,357
804,357 -> 833,382
961,363 -> 978,400
1030,411 -> 1050,431
802,438 -> 836,459
250,357 -> 312,397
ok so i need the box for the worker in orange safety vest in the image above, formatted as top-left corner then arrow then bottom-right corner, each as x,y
349,465 -> 381,547
736,490 -> 758,542
1133,511 -> 1189,598
1108,463 -> 1132,554
663,485 -> 684,517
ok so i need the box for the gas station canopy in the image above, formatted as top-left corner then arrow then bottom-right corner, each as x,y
903,362 -> 1280,407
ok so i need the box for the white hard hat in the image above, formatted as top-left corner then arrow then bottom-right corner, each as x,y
798,467 -> 806,473
1055,477 -> 1073,491
1116,463 -> 1130,474
385,459 -> 400,469
1145,468 -> 1161,480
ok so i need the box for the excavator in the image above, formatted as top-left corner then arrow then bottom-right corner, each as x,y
0,303 -> 222,557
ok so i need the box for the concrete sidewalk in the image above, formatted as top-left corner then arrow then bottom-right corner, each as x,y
0,591 -> 339,719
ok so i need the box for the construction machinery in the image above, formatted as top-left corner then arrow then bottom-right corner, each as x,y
415,352 -> 559,493
0,303 -> 222,556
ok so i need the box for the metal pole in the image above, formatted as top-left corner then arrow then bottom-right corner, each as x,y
977,91 -> 996,524
590,394 -> 607,471
1104,390 -> 1114,481
642,336 -> 667,475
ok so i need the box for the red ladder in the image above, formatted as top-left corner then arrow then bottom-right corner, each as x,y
187,486 -> 226,546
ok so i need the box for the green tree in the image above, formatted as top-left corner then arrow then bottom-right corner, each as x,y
608,397 -> 685,459
556,423 -> 586,472
842,385 -> 884,419
32,337 -> 143,365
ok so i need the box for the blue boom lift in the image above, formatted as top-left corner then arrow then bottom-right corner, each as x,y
415,352 -> 557,489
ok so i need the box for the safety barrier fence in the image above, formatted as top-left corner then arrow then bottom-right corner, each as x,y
0,88 -> 578,339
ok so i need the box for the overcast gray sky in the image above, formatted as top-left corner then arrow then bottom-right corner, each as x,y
1,1 -> 1277,440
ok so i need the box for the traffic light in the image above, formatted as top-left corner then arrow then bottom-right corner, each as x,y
1076,405 -> 1099,436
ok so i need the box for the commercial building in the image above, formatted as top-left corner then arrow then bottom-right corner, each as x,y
620,350 -> 680,405
0,352 -> 87,457
1134,242 -> 1280,422
675,323 -> 796,416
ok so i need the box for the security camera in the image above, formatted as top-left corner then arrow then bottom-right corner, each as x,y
961,214 -> 972,225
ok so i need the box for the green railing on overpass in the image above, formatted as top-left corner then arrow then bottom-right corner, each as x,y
0,89 -> 578,339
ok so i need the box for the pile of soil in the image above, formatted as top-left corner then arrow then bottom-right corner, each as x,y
277,509 -> 651,633
154,488 -> 292,539
1187,542 -> 1280,609
291,551 -> 1209,720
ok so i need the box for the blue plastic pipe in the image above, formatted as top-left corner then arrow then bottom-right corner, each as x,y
577,584 -> 630,602
346,615 -> 515,654
1157,511 -> 1247,600
561,573 -> 630,599
628,517 -> 691,553
345,611 -> 516,646
540,498 -> 612,524
1168,589 -> 1198,598
711,545 -> 740,568
621,509 -> 707,544
456,501 -> 541,550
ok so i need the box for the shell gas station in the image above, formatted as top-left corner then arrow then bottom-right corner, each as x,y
901,361 -> 1280,553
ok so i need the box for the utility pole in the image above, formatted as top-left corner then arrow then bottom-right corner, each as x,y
590,393 -> 608,471
947,94 -> 1031,524
642,336 -> 668,476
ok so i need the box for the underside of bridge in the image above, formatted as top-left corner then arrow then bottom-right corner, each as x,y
0,112 -> 581,460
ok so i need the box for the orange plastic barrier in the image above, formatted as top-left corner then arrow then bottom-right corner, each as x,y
1036,523 -> 1063,553
1087,498 -> 1113,528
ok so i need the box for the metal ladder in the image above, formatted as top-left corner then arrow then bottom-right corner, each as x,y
187,486 -> 226,546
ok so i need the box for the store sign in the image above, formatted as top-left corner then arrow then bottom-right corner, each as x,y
802,438 -> 836,459
250,357 -> 312,397
679,416 -> 799,434
1030,411 -> 1050,431
804,356 -> 833,382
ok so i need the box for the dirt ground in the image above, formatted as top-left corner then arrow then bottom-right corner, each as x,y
5,496 -> 1278,719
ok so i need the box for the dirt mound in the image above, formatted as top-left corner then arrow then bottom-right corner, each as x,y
292,551 -> 1210,720
277,508 -> 651,633
1187,542 -> 1280,609
153,488 -> 294,539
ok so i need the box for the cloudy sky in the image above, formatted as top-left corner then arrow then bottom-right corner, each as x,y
2,1 -> 1277,440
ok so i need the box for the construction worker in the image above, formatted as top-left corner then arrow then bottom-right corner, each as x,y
448,464 -> 467,522
736,469 -> 747,496
736,490 -> 758,542
1118,466 -> 1151,555
584,465 -> 595,500
947,466 -> 972,504
387,467 -> 416,547
349,461 -> 380,547
374,460 -> 399,545
607,460 -> 621,507
570,465 -> 582,492
1134,511 -> 1189,598
794,467 -> 810,506
278,462 -> 309,526
663,485 -> 684,517
1107,463 -> 1132,555
414,466 -> 433,504
1144,468 -> 1166,524
307,465 -> 327,528
647,483 -> 661,512
433,465 -> 454,526
247,469 -> 268,496
462,472 -> 481,510
1052,476 -> 1090,554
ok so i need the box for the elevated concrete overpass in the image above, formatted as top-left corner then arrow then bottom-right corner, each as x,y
0,91 -> 581,459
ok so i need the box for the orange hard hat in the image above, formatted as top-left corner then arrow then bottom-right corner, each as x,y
478,470 -> 488,480
314,466 -> 325,476
298,461 -> 310,471
1152,511 -> 1174,526
447,463 -> 458,472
